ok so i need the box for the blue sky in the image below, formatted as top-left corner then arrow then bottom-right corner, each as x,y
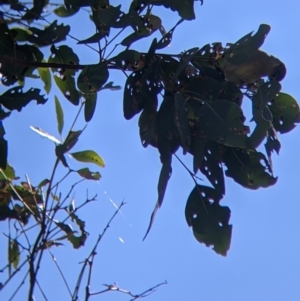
1,0 -> 300,300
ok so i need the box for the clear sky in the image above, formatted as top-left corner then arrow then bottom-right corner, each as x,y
1,0 -> 300,300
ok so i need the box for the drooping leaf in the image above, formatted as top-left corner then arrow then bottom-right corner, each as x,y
185,185 -> 232,256
0,122 -> 7,169
223,147 -> 277,189
70,150 -> 105,167
143,156 -> 172,240
54,96 -> 64,135
156,19 -> 184,49
30,126 -> 61,144
84,93 -> 97,122
38,64 -> 51,94
55,130 -> 82,167
48,45 -> 80,105
174,92 -> 191,153
27,21 -> 70,46
8,239 -> 20,270
248,80 -> 282,148
123,70 -> 145,120
0,87 -> 47,112
77,168 -> 101,181
77,32 -> 105,44
77,64 -> 109,94
268,92 -> 300,134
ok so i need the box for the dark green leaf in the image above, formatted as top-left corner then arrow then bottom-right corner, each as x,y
23,0 -> 47,20
268,92 -> 300,134
77,32 -> 105,44
54,5 -> 79,17
38,65 -> 51,94
185,185 -> 232,256
54,96 -> 64,135
143,156 -> 172,240
70,150 -> 105,167
174,93 -> 190,153
77,168 -> 101,180
77,64 -> 109,93
156,19 -> 184,49
48,45 -> 80,105
224,24 -> 271,64
223,148 -> 277,189
100,82 -> 121,91
0,86 -> 47,112
27,21 -> 70,46
8,239 -> 20,269
84,93 -> 97,122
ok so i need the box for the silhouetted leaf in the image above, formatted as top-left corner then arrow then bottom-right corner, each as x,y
100,82 -> 121,91
83,93 -> 97,122
23,0 -> 47,20
223,148 -> 277,189
143,156 -> 172,240
27,21 -> 70,46
70,150 -> 105,167
268,92 -> 300,134
224,24 -> 271,64
156,19 -> 184,49
77,168 -> 101,180
77,32 -> 105,44
174,92 -> 190,153
77,64 -> 109,94
185,184 -> 232,256
54,96 -> 64,135
123,70 -> 145,120
0,87 -> 47,112
0,122 -> 7,169
249,80 -> 281,148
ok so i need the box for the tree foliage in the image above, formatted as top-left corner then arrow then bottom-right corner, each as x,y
0,1 -> 299,298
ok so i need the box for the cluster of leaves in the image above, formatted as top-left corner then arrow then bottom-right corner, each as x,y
0,0 -> 299,264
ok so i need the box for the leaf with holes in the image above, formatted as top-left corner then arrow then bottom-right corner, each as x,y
248,80 -> 281,148
268,92 -> 300,134
111,50 -> 143,71
84,93 -> 97,122
121,15 -> 162,47
0,87 -> 47,112
192,99 -> 248,148
27,21 -> 70,46
77,64 -> 109,94
77,168 -> 101,181
185,184 -> 232,256
48,45 -> 80,105
156,19 -> 184,49
199,140 -> 225,195
70,150 -> 104,167
143,156 -> 172,240
123,70 -> 145,120
224,24 -> 271,64
223,147 -> 277,189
